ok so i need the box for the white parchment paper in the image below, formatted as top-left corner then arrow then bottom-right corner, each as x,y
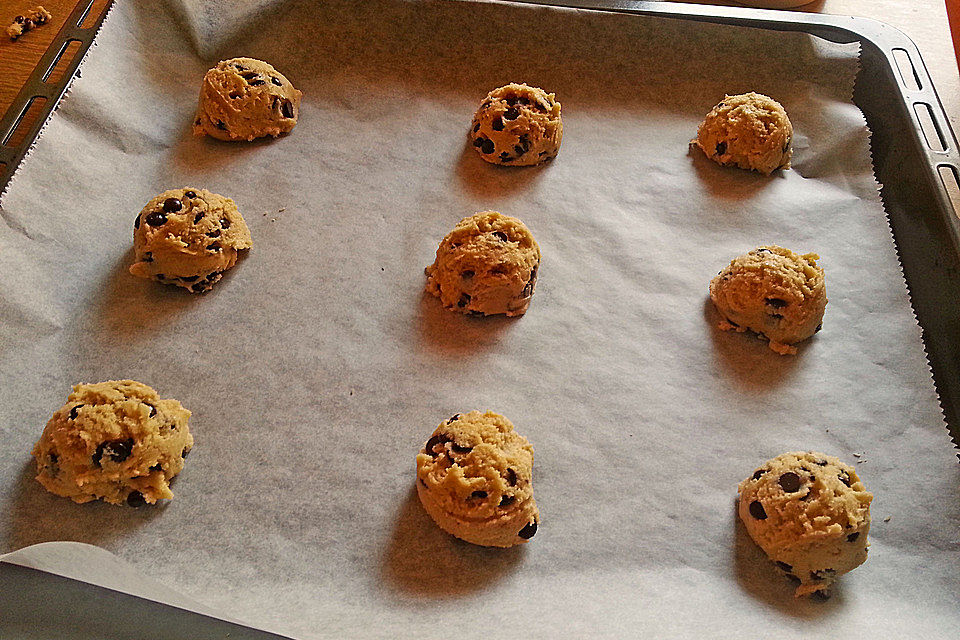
1,0 -> 958,637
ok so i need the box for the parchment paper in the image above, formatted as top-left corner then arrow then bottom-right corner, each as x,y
1,0 -> 959,637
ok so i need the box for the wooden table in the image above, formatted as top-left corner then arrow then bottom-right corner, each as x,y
1,0 -> 958,147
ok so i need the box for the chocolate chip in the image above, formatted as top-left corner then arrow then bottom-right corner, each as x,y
134,214 -> 141,230
145,211 -> 167,227
499,494 -> 516,507
521,265 -> 538,298
815,323 -> 823,333
726,318 -> 739,328
206,229 -> 222,238
505,97 -> 518,106
783,141 -> 791,153
451,443 -> 472,454
775,561 -> 793,573
472,137 -> 485,148
815,459 -> 827,466
504,107 -> 520,121
493,231 -> 509,242
126,491 -> 146,507
461,270 -> 474,279
424,434 -> 450,456
514,145 -> 526,156
220,217 -> 231,229
184,191 -> 197,199
838,472 -> 852,487
481,138 -> 495,155
149,463 -> 162,472
179,275 -> 199,282
92,438 -> 134,467
155,274 -> 165,280
756,248 -> 771,254
752,468 -> 765,480
492,117 -> 504,131
506,468 -> 517,486
765,298 -> 787,308
229,92 -> 242,100
419,478 -> 428,488
470,491 -> 488,499
181,447 -> 190,458
769,313 -> 784,320
194,212 -> 204,224
49,452 -> 58,465
518,521 -> 538,539
249,79 -> 265,86
233,64 -> 247,72
271,76 -> 282,86
748,500 -> 767,520
473,122 -> 481,133
281,101 -> 294,118
14,15 -> 24,23
69,404 -> 84,420
241,72 -> 260,82
457,293 -> 470,308
144,403 -> 157,417
191,283 -> 207,293
448,414 -> 461,423
779,472 -> 801,493
207,242 -> 222,253
216,120 -> 227,130
499,152 -> 513,162
847,532 -> 860,542
715,141 -> 727,156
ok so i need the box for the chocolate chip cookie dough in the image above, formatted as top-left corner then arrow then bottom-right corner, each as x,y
33,380 -> 193,506
694,92 -> 792,174
709,246 -> 826,355
425,211 -> 540,317
193,57 -> 302,141
739,452 -> 872,598
130,188 -> 252,293
469,83 -> 562,166
6,6 -> 51,40
416,411 -> 539,548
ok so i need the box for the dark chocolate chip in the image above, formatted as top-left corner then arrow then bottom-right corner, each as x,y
149,463 -> 162,472
838,472 -> 852,487
815,323 -> 823,333
229,92 -> 242,100
93,438 -> 134,467
448,414 -> 461,422
184,191 -> 197,199
756,248 -> 771,254
847,532 -> 860,542
748,500 -> 767,520
492,117 -> 504,131
473,122 -> 481,133
472,137 -> 485,148
69,404 -> 84,420
220,217 -> 231,229
506,468 -> 517,486
181,447 -> 190,458
191,283 -> 207,293
194,212 -> 204,224
783,141 -> 791,153
126,491 -> 146,507
499,494 -> 516,507
145,211 -> 167,227
451,443 -> 472,454
249,79 -> 265,86
14,15 -> 24,23
518,521 -> 538,539
765,298 -> 787,308
504,107 -> 520,121
518,134 -> 531,151
207,242 -> 222,253
241,72 -> 260,82
775,561 -> 793,573
470,491 -> 488,499
815,459 -> 827,466
233,64 -> 247,71
779,472 -> 802,493
216,120 -> 227,130
424,434 -> 449,455
144,402 -> 157,417
134,214 -> 141,230
281,101 -> 294,118
752,468 -> 765,480
271,76 -> 282,86
461,270 -> 474,279
457,293 -> 471,308
505,97 -> 518,106
499,152 -> 513,162
493,231 -> 509,242
206,229 -> 222,238
514,144 -> 525,156
419,478 -> 428,488
715,141 -> 727,156
49,452 -> 58,465
481,138 -> 495,155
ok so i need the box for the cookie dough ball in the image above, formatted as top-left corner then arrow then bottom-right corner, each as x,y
425,211 -> 540,317
193,57 -> 302,141
469,83 -> 562,166
738,452 -> 872,597
130,188 -> 252,293
709,246 -> 826,355
695,93 -> 792,174
416,411 -> 539,548
32,380 -> 193,506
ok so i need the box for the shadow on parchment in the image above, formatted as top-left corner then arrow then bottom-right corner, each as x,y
455,140 -> 549,199
4,459 -> 164,553
688,145 -> 784,201
170,122 -> 291,174
703,297 -> 805,391
732,496 -> 841,618
380,485 -> 523,598
416,291 -> 517,356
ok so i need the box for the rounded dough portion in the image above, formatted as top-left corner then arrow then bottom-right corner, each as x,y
425,211 -> 540,317
416,411 -> 539,548
695,92 -> 792,174
193,57 -> 302,141
738,451 -> 872,597
33,380 -> 194,506
469,83 -> 562,166
130,188 -> 252,293
709,245 -> 826,355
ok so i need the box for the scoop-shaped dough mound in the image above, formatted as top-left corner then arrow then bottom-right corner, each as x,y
695,92 -> 792,174
469,83 -> 562,166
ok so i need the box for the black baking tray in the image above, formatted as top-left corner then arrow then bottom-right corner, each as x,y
2,0 -> 959,453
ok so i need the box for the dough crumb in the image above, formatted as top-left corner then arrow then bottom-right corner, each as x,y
7,6 -> 51,40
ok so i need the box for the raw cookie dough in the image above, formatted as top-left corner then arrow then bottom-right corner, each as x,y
709,245 -> 826,355
33,380 -> 193,506
469,83 -> 562,166
193,57 -> 302,141
6,6 -> 51,40
694,92 -> 792,174
416,411 -> 539,548
130,188 -> 252,293
738,451 -> 872,598
425,211 -> 540,317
